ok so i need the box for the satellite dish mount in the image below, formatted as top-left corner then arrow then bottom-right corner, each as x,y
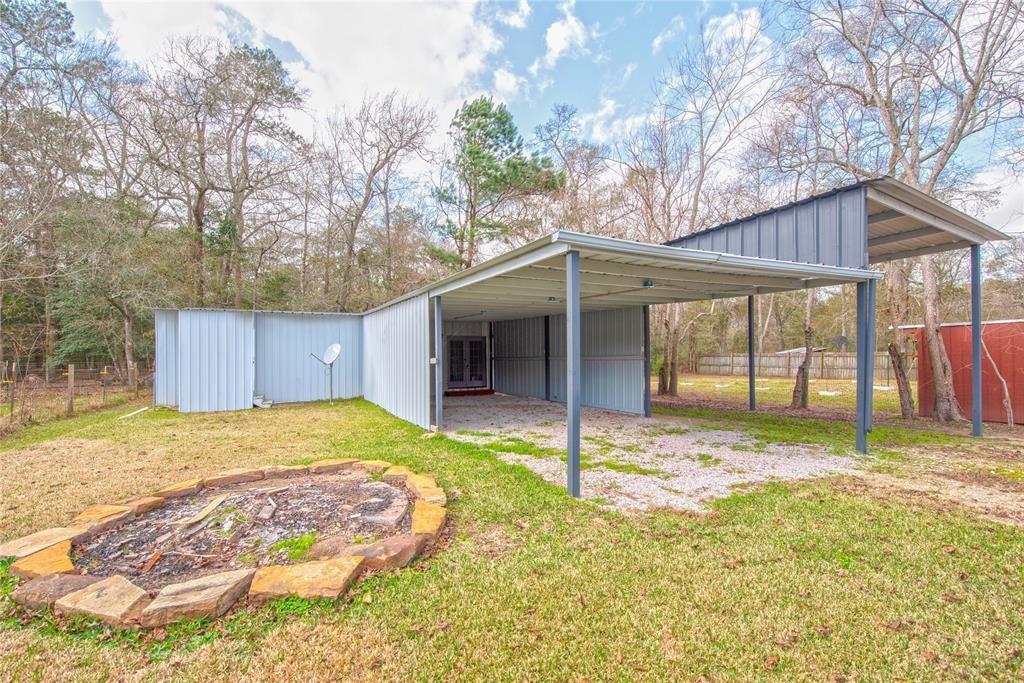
311,343 -> 342,405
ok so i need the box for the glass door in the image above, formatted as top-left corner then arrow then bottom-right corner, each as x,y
447,337 -> 487,389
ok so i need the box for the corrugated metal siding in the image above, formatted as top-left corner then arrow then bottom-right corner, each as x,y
493,307 -> 645,414
915,323 -> 1024,425
254,313 -> 362,403
550,307 -> 645,414
670,186 -> 868,269
492,317 -> 546,398
154,309 -> 178,407
177,309 -> 255,413
362,294 -> 431,429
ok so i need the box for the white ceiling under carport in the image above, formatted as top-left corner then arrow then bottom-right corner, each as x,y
864,179 -> 1008,262
424,232 -> 882,322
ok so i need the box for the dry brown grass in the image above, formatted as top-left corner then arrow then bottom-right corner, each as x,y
0,405 -> 347,537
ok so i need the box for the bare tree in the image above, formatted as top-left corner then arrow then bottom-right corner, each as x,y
620,9 -> 783,395
317,92 -> 433,309
788,0 -> 1024,421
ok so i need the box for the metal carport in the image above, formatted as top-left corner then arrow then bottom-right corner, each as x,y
417,231 -> 882,497
667,177 -> 1009,441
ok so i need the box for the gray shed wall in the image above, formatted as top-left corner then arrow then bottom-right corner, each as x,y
154,309 -> 178,407
362,294 -> 431,429
670,186 -> 868,269
492,316 -> 547,398
177,309 -> 255,413
254,312 -> 363,403
493,307 -> 645,414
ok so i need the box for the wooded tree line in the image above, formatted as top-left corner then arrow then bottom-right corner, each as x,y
2,0 -> 1023,421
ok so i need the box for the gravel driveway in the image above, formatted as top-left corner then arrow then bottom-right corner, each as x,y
444,394 -> 860,512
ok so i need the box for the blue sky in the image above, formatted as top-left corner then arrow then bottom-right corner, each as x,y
66,1 -> 1021,231
67,1 -> 756,141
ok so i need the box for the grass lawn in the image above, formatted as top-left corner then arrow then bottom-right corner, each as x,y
2,399 -> 1023,681
660,373 -> 915,417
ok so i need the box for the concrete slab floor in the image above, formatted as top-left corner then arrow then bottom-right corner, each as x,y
443,394 -> 860,512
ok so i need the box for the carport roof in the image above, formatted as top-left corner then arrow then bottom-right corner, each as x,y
371,231 -> 881,322
666,177 -> 1009,264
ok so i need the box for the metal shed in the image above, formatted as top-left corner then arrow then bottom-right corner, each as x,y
154,309 -> 362,412
153,178 -> 1007,498
361,230 -> 883,498
904,320 -> 1024,425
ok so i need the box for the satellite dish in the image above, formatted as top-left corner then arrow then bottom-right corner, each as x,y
310,343 -> 343,405
323,343 -> 341,365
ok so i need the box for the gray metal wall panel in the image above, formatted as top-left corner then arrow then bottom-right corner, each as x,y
492,317 -> 546,398
254,313 -> 362,404
154,309 -> 178,407
177,309 -> 254,413
362,294 -> 430,429
777,207 -> 797,262
711,228 -> 728,253
669,187 -> 868,269
817,194 -> 841,266
758,215 -> 777,259
726,224 -> 743,254
796,202 -> 818,263
840,187 -> 867,268
495,307 -> 644,414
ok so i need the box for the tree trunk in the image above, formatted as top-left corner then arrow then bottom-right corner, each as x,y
658,306 -> 670,395
300,188 -> 310,297
44,282 -> 54,383
920,254 -> 962,421
884,262 -> 915,419
667,303 -> 682,396
888,342 -> 915,418
233,254 -> 243,309
791,292 -> 814,409
122,312 -> 135,379
0,278 -> 4,367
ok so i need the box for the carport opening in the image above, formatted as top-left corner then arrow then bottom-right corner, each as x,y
426,233 -> 884,497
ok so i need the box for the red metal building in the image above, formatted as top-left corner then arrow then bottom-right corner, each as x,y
908,320 -> 1024,425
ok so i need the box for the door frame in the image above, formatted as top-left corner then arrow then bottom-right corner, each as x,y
446,335 -> 489,389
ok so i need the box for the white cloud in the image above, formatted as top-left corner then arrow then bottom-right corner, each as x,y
97,0 -> 503,130
651,15 -> 685,54
497,0 -> 531,29
579,98 -> 648,144
492,67 -> 526,102
100,2 -> 228,60
976,166 -> 1024,235
530,0 -> 590,74
622,62 -> 637,83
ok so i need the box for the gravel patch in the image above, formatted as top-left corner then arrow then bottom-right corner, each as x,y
445,394 -> 860,512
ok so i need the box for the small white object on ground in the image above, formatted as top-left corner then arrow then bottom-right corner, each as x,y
817,390 -> 842,396
118,406 -> 149,420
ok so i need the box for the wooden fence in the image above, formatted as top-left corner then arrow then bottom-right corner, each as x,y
696,352 -> 915,382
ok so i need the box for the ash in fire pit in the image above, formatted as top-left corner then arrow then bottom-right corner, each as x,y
75,472 -> 413,590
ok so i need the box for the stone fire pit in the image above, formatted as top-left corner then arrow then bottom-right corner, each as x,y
0,459 -> 448,629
